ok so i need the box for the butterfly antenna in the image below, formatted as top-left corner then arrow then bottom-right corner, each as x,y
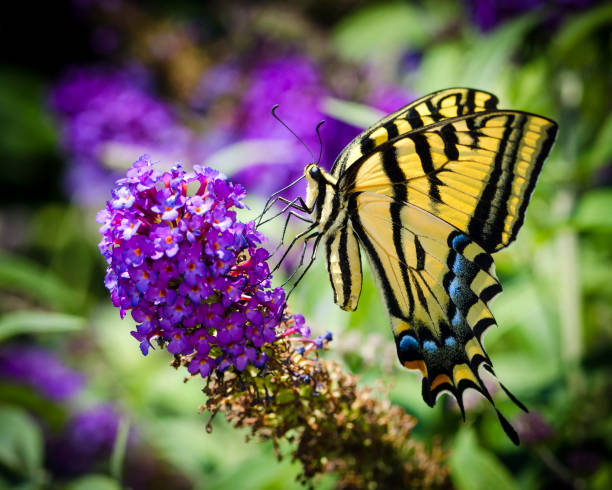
271,105 -> 315,162
315,120 -> 325,165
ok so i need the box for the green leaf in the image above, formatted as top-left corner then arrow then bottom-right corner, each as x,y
0,254 -> 80,313
450,429 -> 519,490
0,70 -> 56,159
0,479 -> 44,490
0,406 -> 44,478
0,382 -> 67,431
64,475 -> 122,490
415,15 -> 537,93
332,2 -> 431,63
572,190 -> 612,230
0,311 -> 85,342
584,114 -> 612,173
552,4 -> 612,59
321,97 -> 384,129
466,14 -> 538,87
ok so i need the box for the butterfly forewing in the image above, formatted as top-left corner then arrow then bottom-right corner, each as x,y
341,111 -> 558,252
331,88 -> 500,178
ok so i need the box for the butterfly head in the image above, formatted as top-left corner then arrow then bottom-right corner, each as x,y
304,164 -> 337,212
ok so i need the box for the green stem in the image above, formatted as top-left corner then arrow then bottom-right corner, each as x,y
554,189 -> 583,389
110,415 -> 130,482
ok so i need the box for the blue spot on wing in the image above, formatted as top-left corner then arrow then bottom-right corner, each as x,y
451,251 -> 478,282
444,337 -> 456,347
452,254 -> 468,276
399,335 -> 419,353
423,340 -> 437,353
451,308 -> 463,328
452,233 -> 471,252
448,276 -> 476,314
449,277 -> 463,303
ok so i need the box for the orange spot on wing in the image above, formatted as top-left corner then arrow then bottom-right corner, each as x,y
430,374 -> 452,391
404,360 -> 428,377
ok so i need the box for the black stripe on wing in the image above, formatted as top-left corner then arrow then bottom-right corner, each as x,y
332,88 -> 500,177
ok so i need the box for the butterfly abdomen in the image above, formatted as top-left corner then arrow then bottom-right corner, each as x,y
325,227 -> 362,311
304,164 -> 362,310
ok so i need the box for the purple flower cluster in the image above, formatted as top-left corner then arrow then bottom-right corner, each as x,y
0,345 -> 84,401
97,155 -> 286,377
50,67 -> 191,204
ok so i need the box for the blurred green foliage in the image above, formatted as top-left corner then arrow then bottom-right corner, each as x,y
0,1 -> 610,489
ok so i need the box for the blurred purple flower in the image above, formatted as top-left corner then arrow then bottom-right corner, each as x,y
513,411 -> 554,445
229,55 -> 414,199
400,50 -> 423,73
98,155 -> 287,375
0,345 -> 84,401
231,56 -> 362,199
465,0 -> 543,31
365,83 -> 414,115
240,56 -> 327,143
46,404 -> 120,476
465,0 -> 594,31
50,67 -> 193,205
190,63 -> 242,110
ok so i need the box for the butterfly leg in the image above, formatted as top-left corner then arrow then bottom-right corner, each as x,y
269,222 -> 319,275
281,231 -> 319,287
268,210 -> 314,262
255,176 -> 307,226
286,233 -> 323,299
258,197 -> 311,227
278,196 -> 311,213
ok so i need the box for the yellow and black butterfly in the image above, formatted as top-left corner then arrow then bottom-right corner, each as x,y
261,88 -> 557,444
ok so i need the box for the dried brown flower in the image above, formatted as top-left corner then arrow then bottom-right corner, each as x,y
175,315 -> 451,489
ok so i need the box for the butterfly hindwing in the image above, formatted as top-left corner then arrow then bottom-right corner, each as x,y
350,192 -> 521,442
332,88 -> 500,178
351,192 -> 499,370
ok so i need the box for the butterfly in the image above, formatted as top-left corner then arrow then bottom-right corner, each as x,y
261,88 -> 558,444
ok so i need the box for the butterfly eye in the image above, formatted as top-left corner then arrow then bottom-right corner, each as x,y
309,166 -> 320,179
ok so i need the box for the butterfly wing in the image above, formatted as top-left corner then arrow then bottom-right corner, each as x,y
349,191 -> 521,443
337,109 -> 557,443
341,111 -> 558,252
331,88 -> 500,178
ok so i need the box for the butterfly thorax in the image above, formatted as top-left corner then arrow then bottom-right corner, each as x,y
304,164 -> 347,236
